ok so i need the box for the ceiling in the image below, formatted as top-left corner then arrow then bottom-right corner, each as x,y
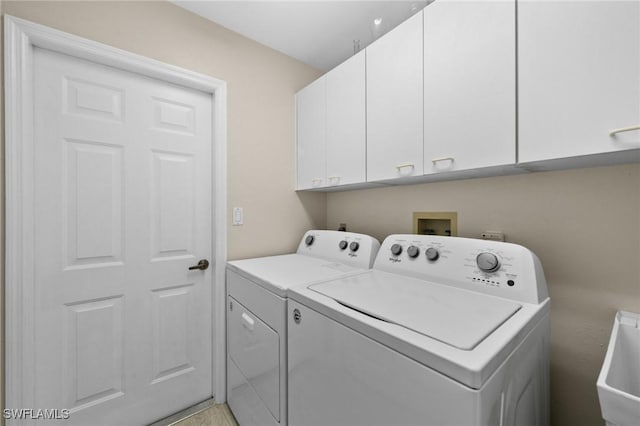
172,1 -> 430,71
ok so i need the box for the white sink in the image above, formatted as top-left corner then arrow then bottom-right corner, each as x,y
597,311 -> 640,426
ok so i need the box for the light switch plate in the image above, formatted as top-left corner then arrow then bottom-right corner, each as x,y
232,207 -> 243,226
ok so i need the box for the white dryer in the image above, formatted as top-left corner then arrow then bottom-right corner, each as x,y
226,230 -> 380,426
288,234 -> 550,426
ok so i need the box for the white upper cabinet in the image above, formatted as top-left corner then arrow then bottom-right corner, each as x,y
296,77 -> 326,190
423,0 -> 515,175
518,0 -> 640,163
366,11 -> 424,182
326,50 -> 366,187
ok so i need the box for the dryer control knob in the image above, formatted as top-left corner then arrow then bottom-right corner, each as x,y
349,242 -> 360,252
477,252 -> 500,273
407,246 -> 420,258
339,240 -> 348,250
425,247 -> 439,261
305,235 -> 315,246
390,243 -> 403,256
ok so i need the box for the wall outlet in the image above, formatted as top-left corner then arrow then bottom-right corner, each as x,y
481,231 -> 504,241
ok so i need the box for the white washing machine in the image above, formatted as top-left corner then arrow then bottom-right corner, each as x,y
288,234 -> 550,426
226,230 -> 380,426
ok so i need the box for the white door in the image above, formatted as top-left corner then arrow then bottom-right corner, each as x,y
366,11 -> 424,182
423,0 -> 515,174
296,77 -> 326,190
326,50 -> 366,187
32,47 -> 212,425
518,0 -> 640,162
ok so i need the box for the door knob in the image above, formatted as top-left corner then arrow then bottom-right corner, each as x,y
188,259 -> 209,271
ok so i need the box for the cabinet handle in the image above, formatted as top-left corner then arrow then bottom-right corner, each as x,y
431,156 -> 455,164
395,163 -> 415,176
609,125 -> 640,137
327,176 -> 341,185
311,178 -> 323,187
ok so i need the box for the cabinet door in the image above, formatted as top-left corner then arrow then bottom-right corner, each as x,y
296,77 -> 326,190
367,11 -> 424,182
519,1 -> 640,163
326,50 -> 366,187
424,0 -> 515,174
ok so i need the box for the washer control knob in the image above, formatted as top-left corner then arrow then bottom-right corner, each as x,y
425,247 -> 440,261
349,242 -> 360,252
390,243 -> 403,256
407,246 -> 420,258
305,235 -> 314,246
339,240 -> 348,250
477,252 -> 500,272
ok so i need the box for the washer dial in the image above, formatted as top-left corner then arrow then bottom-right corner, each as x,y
407,246 -> 420,258
305,235 -> 315,246
476,252 -> 500,272
349,242 -> 360,252
390,244 -> 403,256
425,247 -> 439,261
339,240 -> 348,250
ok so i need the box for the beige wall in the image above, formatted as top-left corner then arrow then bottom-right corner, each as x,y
0,0 -> 325,420
327,163 -> 640,426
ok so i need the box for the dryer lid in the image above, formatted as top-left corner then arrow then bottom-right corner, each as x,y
228,254 -> 365,296
309,273 -> 521,350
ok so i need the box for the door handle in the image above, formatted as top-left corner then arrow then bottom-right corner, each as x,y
188,259 -> 209,271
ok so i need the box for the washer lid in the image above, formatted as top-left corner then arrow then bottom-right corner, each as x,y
309,273 -> 521,350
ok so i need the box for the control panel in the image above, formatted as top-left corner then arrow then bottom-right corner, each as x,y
297,230 -> 381,269
374,234 -> 548,304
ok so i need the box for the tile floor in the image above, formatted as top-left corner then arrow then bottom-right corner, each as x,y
172,404 -> 237,426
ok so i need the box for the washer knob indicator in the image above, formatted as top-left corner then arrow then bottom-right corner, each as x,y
425,247 -> 439,261
390,244 -> 403,256
407,246 -> 420,258
349,242 -> 360,252
477,252 -> 501,272
305,235 -> 314,246
339,240 -> 348,250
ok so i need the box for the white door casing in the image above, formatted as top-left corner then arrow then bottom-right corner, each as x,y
4,15 -> 228,424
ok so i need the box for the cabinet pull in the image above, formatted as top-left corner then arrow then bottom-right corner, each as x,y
431,157 -> 455,164
395,163 -> 415,170
609,125 -> 640,137
327,176 -> 341,185
311,178 -> 323,187
395,163 -> 415,177
431,156 -> 455,172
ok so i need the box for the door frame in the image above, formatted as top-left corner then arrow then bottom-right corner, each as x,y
4,15 -> 228,413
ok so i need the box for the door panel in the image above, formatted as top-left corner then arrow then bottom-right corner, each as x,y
423,0 -> 515,173
366,11 -> 424,182
65,296 -> 125,409
518,0 -> 640,162
326,50 -> 366,186
64,140 -> 124,268
33,47 -> 212,425
150,152 -> 195,259
296,78 -> 326,189
151,285 -> 195,382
